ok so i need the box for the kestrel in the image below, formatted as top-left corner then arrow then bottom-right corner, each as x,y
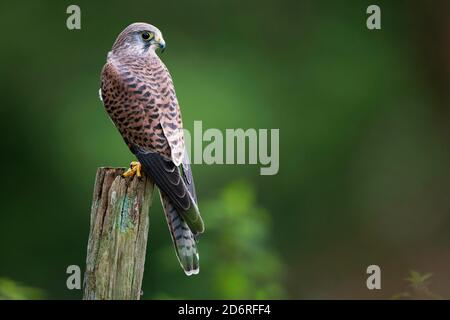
100,23 -> 204,275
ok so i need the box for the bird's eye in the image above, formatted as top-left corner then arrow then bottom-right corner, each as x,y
141,32 -> 153,41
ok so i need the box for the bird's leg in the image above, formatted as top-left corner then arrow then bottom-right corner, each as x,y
122,161 -> 142,178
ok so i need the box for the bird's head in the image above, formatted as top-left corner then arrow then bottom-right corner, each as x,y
111,22 -> 166,56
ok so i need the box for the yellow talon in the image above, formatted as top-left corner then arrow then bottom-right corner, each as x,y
122,161 -> 142,178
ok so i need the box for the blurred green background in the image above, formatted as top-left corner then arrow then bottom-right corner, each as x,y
0,0 -> 449,299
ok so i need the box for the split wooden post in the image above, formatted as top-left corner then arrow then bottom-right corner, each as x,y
83,167 -> 154,300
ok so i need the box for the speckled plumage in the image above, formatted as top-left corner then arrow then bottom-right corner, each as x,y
100,23 -> 204,275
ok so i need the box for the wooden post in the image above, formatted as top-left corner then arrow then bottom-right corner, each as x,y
83,167 -> 154,300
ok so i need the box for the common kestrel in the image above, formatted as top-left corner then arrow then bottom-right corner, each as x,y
100,23 -> 204,275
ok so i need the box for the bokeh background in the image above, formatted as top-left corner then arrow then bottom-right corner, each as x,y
0,0 -> 449,299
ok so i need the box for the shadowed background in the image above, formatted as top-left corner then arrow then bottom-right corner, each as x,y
0,0 -> 449,299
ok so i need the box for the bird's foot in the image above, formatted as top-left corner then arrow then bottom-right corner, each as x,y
122,161 -> 142,178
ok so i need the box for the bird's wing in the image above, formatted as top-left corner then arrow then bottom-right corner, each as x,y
154,61 -> 185,166
132,146 -> 204,234
101,59 -> 204,234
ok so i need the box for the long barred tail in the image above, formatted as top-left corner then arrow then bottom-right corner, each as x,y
159,190 -> 200,276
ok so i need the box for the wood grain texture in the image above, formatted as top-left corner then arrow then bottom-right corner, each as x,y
83,167 -> 154,300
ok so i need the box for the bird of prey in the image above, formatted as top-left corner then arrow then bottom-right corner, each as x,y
100,23 -> 204,276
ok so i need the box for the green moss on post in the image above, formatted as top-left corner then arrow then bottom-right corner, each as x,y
83,167 -> 154,300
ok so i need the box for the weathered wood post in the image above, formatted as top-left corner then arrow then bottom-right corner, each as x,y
83,167 -> 154,300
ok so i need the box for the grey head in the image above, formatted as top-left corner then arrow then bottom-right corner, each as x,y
110,22 -> 166,57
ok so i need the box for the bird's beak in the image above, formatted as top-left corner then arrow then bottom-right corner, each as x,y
155,35 -> 166,52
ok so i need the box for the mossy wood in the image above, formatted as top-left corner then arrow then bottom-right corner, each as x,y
83,167 -> 154,300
